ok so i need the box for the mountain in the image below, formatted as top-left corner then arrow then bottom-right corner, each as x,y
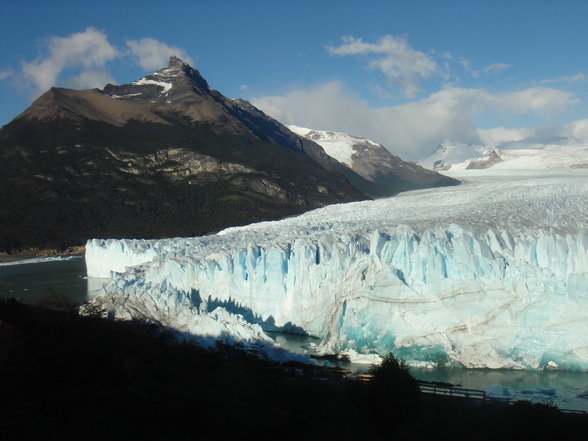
0,56 -> 367,252
288,125 -> 459,196
420,138 -> 588,171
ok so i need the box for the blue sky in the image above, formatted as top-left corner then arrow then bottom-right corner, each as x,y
2,0 -> 588,159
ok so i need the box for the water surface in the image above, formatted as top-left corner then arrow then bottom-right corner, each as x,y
0,257 -> 89,305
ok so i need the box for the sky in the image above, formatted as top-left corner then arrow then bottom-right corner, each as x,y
2,0 -> 588,159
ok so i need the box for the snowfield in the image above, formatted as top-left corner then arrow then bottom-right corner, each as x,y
85,169 -> 588,369
288,124 -> 381,167
420,139 -> 588,171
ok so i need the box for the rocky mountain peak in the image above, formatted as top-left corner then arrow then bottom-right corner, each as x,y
102,56 -> 210,102
157,55 -> 210,90
168,54 -> 186,68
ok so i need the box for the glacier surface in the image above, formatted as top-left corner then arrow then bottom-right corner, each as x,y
86,170 -> 588,370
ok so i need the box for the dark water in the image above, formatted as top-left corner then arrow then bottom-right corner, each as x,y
2,257 -> 588,410
0,257 -> 90,305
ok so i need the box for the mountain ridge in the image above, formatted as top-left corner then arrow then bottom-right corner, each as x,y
0,57 -> 368,252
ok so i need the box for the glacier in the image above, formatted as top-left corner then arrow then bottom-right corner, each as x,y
85,170 -> 588,370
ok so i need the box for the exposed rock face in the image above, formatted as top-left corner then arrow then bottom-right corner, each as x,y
0,57 -> 367,252
432,160 -> 452,171
466,150 -> 504,169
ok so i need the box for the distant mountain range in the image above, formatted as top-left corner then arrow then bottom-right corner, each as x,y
0,56 -> 457,252
420,138 -> 588,171
289,125 -> 458,195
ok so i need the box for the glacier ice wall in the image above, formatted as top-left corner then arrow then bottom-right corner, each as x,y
86,171 -> 588,370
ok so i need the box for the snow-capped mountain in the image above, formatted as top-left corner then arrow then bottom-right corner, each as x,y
289,125 -> 458,196
288,125 -> 377,167
86,169 -> 588,371
421,138 -> 588,171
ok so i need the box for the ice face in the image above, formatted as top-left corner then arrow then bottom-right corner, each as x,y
85,170 -> 588,369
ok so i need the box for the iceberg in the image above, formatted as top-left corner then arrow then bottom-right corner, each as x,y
86,170 -> 588,370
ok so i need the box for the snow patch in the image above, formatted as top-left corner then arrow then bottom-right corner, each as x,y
289,124 -> 377,167
109,92 -> 143,100
133,78 -> 173,95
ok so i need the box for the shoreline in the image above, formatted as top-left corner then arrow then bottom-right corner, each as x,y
0,245 -> 85,264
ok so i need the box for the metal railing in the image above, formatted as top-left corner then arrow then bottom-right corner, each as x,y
417,381 -> 487,400
416,380 -> 587,415
279,367 -> 587,415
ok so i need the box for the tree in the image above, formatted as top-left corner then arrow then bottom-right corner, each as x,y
368,352 -> 420,428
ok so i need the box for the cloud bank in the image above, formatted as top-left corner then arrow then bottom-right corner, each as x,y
478,118 -> 588,147
253,82 -> 578,160
253,33 -> 581,161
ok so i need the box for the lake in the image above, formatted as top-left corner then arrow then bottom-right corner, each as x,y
1,256 -> 588,411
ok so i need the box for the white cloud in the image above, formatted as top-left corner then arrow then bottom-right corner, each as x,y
17,29 -> 193,98
21,27 -> 118,97
477,126 -> 536,145
483,63 -> 511,75
126,38 -> 193,70
563,118 -> 588,139
64,69 -> 115,90
478,117 -> 588,147
539,73 -> 585,84
327,35 -> 513,97
252,83 -> 578,160
0,69 -> 13,81
459,57 -> 478,78
495,87 -> 578,113
459,59 -> 511,78
327,35 -> 438,98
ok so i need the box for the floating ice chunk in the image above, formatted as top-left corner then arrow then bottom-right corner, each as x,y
343,349 -> 383,365
485,384 -> 512,398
